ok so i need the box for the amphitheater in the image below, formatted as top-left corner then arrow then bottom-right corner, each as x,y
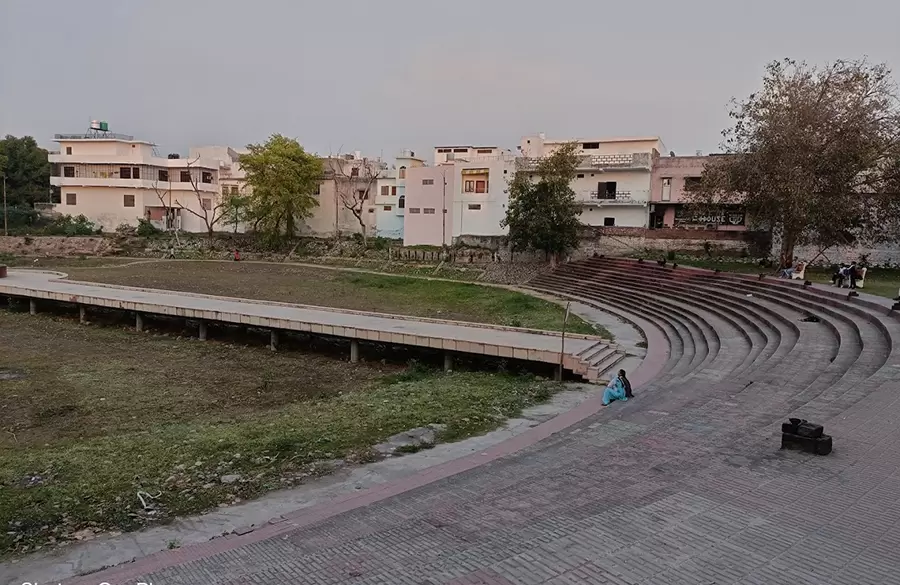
19,258 -> 900,584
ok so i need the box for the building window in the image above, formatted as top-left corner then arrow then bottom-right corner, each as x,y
453,148 -> 468,153
358,189 -> 367,200
582,142 -> 600,149
351,167 -> 360,178
684,176 -> 702,189
132,166 -> 141,179
409,208 -> 420,214
180,170 -> 191,183
475,180 -> 487,193
477,149 -> 493,154
468,203 -> 482,210
381,185 -> 389,196
398,166 -> 406,179
599,181 -> 617,199
384,205 -> 392,211
423,208 -> 435,214
422,178 -> 434,185
201,171 -> 213,184
437,148 -> 451,153
66,193 -> 77,205
576,174 -> 585,179
65,146 -> 72,155
158,169 -> 169,182
391,186 -> 397,196
368,208 -> 375,213
661,177 -> 672,201
63,166 -> 75,178
464,180 -> 475,193
123,194 -> 135,207
313,183 -> 321,195
603,217 -> 615,226
201,198 -> 212,210
120,166 -> 132,179
398,195 -> 405,209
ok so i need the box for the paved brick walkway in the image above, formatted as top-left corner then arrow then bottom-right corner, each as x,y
58,260 -> 900,584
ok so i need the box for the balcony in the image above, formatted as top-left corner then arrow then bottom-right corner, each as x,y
521,152 -> 651,171
579,190 -> 650,207
51,175 -> 219,193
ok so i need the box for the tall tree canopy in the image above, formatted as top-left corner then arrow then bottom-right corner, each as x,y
0,135 -> 51,207
501,142 -> 582,265
239,134 -> 323,243
686,59 -> 900,266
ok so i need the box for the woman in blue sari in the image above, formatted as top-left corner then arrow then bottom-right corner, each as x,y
602,375 -> 628,406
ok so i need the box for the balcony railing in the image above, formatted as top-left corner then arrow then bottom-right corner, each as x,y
578,190 -> 650,206
520,152 -> 651,171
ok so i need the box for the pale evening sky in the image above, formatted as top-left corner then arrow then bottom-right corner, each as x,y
1,0 -> 898,162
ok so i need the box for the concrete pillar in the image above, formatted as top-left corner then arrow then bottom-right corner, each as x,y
198,320 -> 208,341
79,305 -> 87,324
270,329 -> 279,352
350,339 -> 360,363
555,366 -> 563,382
29,299 -> 37,315
444,353 -> 453,372
135,313 -> 144,332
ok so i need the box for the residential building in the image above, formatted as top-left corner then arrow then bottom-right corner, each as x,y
650,153 -> 747,231
374,169 -> 400,238
403,165 -> 455,246
49,125 -> 220,232
452,154 -> 516,239
373,150 -> 425,239
519,134 -> 666,228
314,153 -> 386,238
433,145 -> 500,165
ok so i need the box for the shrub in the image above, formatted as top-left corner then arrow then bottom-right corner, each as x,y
44,214 -> 98,236
136,218 -> 162,237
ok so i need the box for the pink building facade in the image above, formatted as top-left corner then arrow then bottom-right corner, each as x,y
402,165 -> 455,246
650,154 -> 747,231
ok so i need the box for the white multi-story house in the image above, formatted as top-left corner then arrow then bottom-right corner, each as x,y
49,124 -> 221,232
519,134 -> 666,228
372,150 -> 425,239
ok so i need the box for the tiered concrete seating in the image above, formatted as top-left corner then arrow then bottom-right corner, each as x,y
526,257 -> 900,438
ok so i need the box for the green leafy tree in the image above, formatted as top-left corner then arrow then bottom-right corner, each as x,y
685,59 -> 900,267
240,135 -> 323,243
222,190 -> 251,233
0,135 -> 51,207
501,142 -> 582,266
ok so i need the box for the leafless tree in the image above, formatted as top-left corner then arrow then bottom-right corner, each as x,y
172,156 -> 229,242
151,176 -> 182,258
327,153 -> 384,246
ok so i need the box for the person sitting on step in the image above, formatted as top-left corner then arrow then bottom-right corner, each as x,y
602,375 -> 628,407
619,369 -> 633,398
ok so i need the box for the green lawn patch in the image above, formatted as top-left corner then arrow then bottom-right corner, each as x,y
61,261 -> 608,337
0,311 -> 559,556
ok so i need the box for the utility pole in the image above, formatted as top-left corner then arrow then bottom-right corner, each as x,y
2,175 -> 7,236
441,168 -> 447,247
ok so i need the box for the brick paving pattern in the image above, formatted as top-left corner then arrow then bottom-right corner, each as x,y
66,259 -> 900,584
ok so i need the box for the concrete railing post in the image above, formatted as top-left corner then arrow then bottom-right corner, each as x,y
29,299 -> 37,315
350,339 -> 360,363
270,330 -> 279,352
135,313 -> 144,332
198,320 -> 208,341
79,305 -> 87,324
444,353 -> 453,372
